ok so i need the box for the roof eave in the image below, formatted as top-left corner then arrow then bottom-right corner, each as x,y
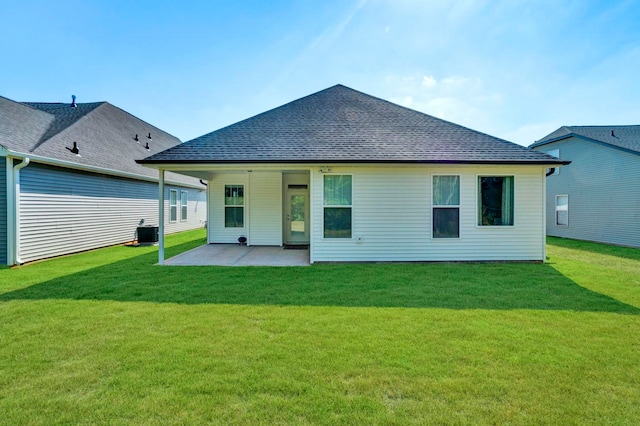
137,158 -> 571,166
4,149 -> 205,189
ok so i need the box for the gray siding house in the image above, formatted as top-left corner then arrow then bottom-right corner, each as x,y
1,95 -> 206,265
531,126 -> 640,247
139,85 -> 568,263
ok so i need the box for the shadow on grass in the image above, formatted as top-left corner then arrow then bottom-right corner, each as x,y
548,236 -> 640,261
1,245 -> 638,314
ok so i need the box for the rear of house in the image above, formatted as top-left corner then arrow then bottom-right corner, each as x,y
206,164 -> 548,262
531,126 -> 640,248
140,85 -> 567,263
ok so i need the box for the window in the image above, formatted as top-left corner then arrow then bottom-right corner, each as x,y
180,191 -> 188,221
323,175 -> 352,238
433,176 -> 460,238
546,149 -> 560,175
169,189 -> 177,222
478,176 -> 514,226
556,195 -> 568,226
225,185 -> 244,228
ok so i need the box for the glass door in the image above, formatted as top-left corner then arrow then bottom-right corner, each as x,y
285,189 -> 309,244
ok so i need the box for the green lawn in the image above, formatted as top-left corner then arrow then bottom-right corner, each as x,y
1,230 -> 639,425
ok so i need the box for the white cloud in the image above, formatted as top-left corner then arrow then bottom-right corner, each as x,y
421,75 -> 436,89
385,73 -> 501,128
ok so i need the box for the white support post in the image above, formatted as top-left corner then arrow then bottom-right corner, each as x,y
158,169 -> 165,265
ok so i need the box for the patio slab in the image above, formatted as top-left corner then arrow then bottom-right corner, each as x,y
163,244 -> 310,266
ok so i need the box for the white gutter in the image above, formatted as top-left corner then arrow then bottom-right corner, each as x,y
10,157 -> 30,265
2,149 -> 204,190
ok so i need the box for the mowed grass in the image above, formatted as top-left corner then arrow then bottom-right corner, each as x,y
1,231 -> 639,425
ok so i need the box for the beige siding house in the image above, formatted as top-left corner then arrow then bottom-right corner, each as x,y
139,85 -> 567,263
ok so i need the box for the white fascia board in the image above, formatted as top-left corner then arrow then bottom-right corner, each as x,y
2,149 -> 204,190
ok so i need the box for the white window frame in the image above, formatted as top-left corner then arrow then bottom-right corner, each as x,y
180,190 -> 188,222
432,175 -> 460,239
555,194 -> 569,226
477,175 -> 515,227
224,184 -> 244,228
322,174 -> 353,239
169,189 -> 177,223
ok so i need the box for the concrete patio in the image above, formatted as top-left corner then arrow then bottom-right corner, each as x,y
163,244 -> 310,266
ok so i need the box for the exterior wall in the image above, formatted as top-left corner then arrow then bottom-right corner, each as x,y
310,164 -> 547,262
534,137 -> 640,247
208,173 -> 249,244
207,171 -> 301,246
248,172 -> 282,245
18,163 -> 205,263
0,158 -> 7,264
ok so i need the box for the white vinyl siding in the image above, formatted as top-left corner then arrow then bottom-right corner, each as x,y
206,172 -> 290,246
248,172 -> 282,246
18,163 -> 206,263
0,158 -> 7,264
208,173 -> 248,243
311,165 -> 546,262
535,137 -> 640,247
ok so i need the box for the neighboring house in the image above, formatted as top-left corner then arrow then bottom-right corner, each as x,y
139,84 -> 567,263
1,95 -> 206,265
530,125 -> 640,248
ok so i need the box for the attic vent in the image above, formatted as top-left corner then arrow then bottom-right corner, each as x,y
288,184 -> 308,189
133,134 -> 139,142
70,95 -> 77,108
144,142 -> 150,151
147,132 -> 152,140
611,130 -> 617,138
66,141 -> 80,156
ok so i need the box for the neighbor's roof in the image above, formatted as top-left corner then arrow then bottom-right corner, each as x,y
0,95 -> 201,186
139,85 -> 566,165
530,125 -> 640,154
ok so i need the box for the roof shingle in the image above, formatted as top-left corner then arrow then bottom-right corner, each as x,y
531,125 -> 640,154
140,85 -> 565,165
0,95 -> 201,186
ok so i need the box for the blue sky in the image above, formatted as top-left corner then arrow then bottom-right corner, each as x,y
2,0 -> 639,146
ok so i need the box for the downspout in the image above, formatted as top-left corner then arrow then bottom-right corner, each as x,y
545,168 -> 556,177
158,169 -> 165,265
12,157 -> 30,265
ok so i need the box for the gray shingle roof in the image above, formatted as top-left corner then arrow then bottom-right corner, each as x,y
1,95 -> 201,186
530,125 -> 640,154
140,84 -> 565,165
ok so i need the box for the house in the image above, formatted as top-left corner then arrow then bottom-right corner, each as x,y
530,125 -> 640,248
138,84 -> 567,264
1,95 -> 206,265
